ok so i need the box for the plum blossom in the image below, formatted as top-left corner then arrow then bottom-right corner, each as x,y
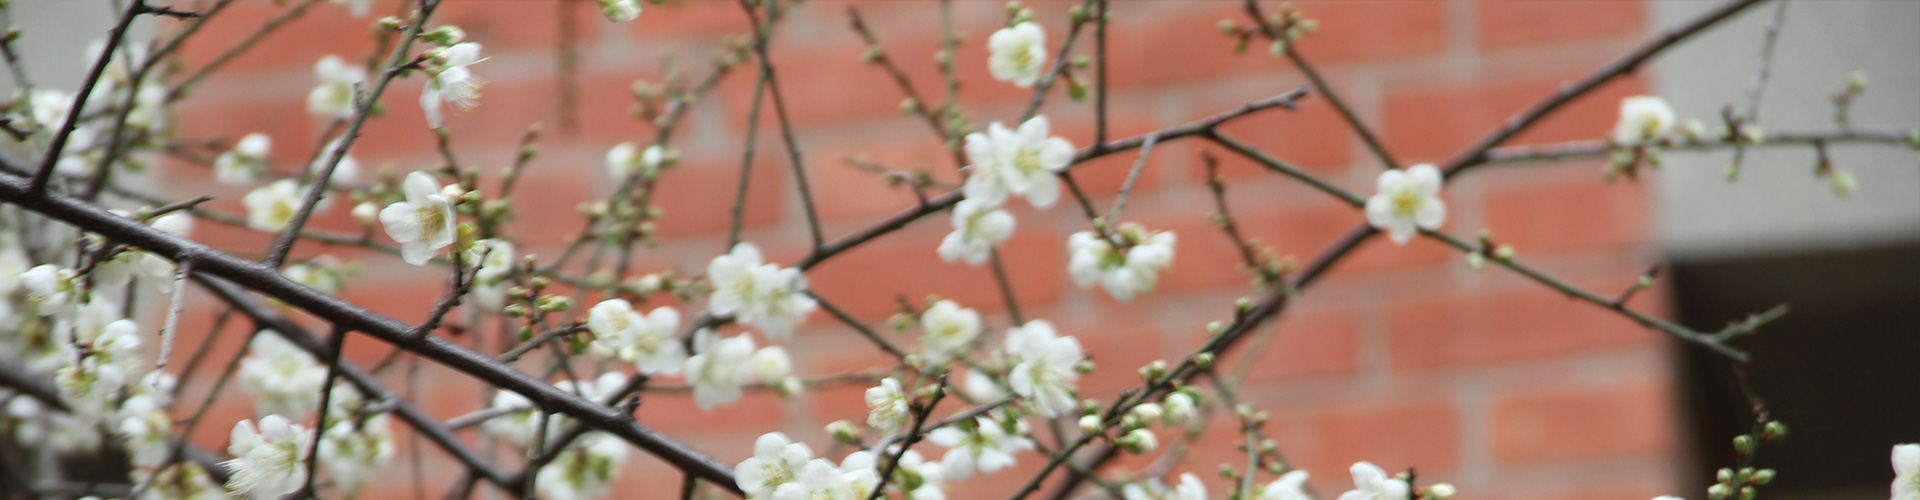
988,22 -> 1047,87
685,329 -> 756,410
919,300 -> 982,365
707,242 -> 817,340
318,413 -> 395,497
962,116 -> 1073,209
214,133 -> 271,185
535,432 -> 628,500
115,388 -> 175,468
379,172 -> 457,266
937,199 -> 1015,266
1364,164 -> 1445,245
1162,391 -> 1197,427
585,299 -> 685,375
737,432 -> 814,498
481,389 -> 541,448
1895,443 -> 1919,500
865,377 -> 909,434
1261,470 -> 1311,500
1005,320 -> 1083,417
421,42 -> 485,129
466,238 -> 515,310
1613,95 -> 1676,145
598,0 -> 643,23
21,264 -> 76,315
1067,225 -> 1176,302
223,415 -> 313,500
772,459 -> 859,500
927,416 -> 1033,480
606,142 -> 668,181
750,346 -> 798,394
1337,462 -> 1410,500
242,180 -> 303,232
238,333 -> 327,418
308,55 -> 366,118
1123,473 -> 1206,500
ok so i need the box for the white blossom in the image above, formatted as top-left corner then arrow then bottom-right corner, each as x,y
215,133 -> 271,185
962,116 -> 1073,209
55,355 -> 127,421
685,330 -> 756,410
318,413 -> 395,497
606,142 -> 668,181
961,368 -> 1006,403
132,462 -> 225,500
988,22 -> 1047,87
466,238 -> 515,310
927,416 -> 1032,480
21,264 -> 75,315
379,172 -> 457,266
586,299 -> 685,375
242,180 -> 303,232
284,256 -> 348,295
1067,225 -> 1176,302
238,333 -> 327,418
597,0 -> 643,23
737,432 -> 814,498
772,459 -> 858,500
481,389 -> 541,448
151,211 -> 194,237
1613,95 -> 1676,145
1123,473 -> 1207,500
308,55 -> 366,119
421,42 -> 485,129
1895,443 -> 1920,500
918,300 -> 982,364
1163,391 -> 1197,427
1337,462 -> 1410,500
116,388 -> 175,468
937,199 -> 1015,266
535,432 -> 628,500
1260,470 -> 1310,500
1364,164 -> 1446,245
29,88 -> 73,128
311,138 -> 361,186
223,415 -> 313,500
1004,320 -> 1083,417
707,242 -> 817,340
865,377 -> 909,434
741,346 -> 787,388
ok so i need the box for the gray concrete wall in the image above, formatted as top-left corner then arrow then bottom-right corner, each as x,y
1652,0 -> 1920,260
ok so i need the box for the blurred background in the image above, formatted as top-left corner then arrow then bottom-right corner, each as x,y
4,1 -> 1916,499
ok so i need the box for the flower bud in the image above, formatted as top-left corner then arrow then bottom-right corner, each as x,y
1138,360 -> 1168,382
1076,359 -> 1096,374
1192,352 -> 1215,370
1828,169 -> 1856,198
352,201 -> 378,226
1733,434 -> 1755,455
1752,468 -> 1775,485
1707,483 -> 1730,500
1131,403 -> 1164,425
1738,486 -> 1755,500
1426,483 -> 1456,500
1761,421 -> 1788,442
1163,392 -> 1196,426
1078,415 -> 1104,435
1217,19 -> 1238,35
1117,428 -> 1157,454
827,420 -> 860,444
537,295 -> 571,313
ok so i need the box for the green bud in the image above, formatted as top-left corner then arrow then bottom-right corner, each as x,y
888,313 -> 914,332
1465,252 -> 1486,271
1762,421 -> 1788,442
1846,70 -> 1869,94
1752,469 -> 1775,485
1426,484 -> 1456,500
1494,245 -> 1516,261
1076,359 -> 1096,374
1117,428 -> 1157,454
899,97 -> 920,115
1707,483 -> 1731,500
537,295 -> 571,313
1218,19 -> 1238,35
1139,360 -> 1168,382
504,304 -> 528,318
861,46 -> 883,64
827,420 -> 860,444
1079,415 -> 1104,435
1733,434 -> 1756,455
1193,352 -> 1215,370
1717,468 -> 1733,482
1268,40 -> 1287,58
1738,486 -> 1755,500
1206,320 -> 1227,337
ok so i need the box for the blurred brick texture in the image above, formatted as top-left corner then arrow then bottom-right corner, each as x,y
158,0 -> 1679,498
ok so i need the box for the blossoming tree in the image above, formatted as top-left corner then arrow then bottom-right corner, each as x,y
0,1 -> 1914,500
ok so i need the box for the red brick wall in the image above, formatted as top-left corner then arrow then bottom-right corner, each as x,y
160,0 -> 1679,498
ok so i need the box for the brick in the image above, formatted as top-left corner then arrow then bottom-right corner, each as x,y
1197,96 -> 1357,180
1062,310 -> 1170,397
1385,288 -> 1663,371
1310,399 -> 1460,475
1106,1 -> 1447,90
806,222 -> 1065,319
436,0 -> 602,51
1483,178 -> 1650,253
1383,74 -> 1646,162
627,0 -> 746,39
804,123 -> 965,221
1224,307 -> 1360,382
1491,380 -> 1675,463
175,1 -> 382,77
1477,0 -> 1647,50
637,390 -> 787,437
